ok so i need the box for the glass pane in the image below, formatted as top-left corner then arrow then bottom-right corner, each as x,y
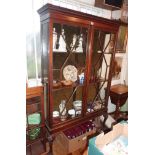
52,22 -> 87,83
90,31 -> 114,82
52,22 -> 88,124
26,34 -> 36,79
36,31 -> 41,78
53,23 -> 87,53
52,86 -> 83,125
87,82 -> 108,113
41,22 -> 49,82
101,54 -> 112,81
87,29 -> 115,114
93,30 -> 115,54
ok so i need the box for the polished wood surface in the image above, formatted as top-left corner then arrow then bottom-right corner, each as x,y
38,3 -> 127,27
110,84 -> 128,95
109,84 -> 128,120
38,3 -> 123,154
26,86 -> 43,98
38,3 -> 121,134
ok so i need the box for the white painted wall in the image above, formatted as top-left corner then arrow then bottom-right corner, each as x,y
69,0 -> 95,5
43,0 -> 112,19
112,10 -> 121,20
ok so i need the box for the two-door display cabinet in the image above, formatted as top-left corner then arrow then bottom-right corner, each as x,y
38,3 -> 122,147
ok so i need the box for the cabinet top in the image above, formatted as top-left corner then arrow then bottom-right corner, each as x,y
26,86 -> 43,98
110,84 -> 128,95
37,3 -> 127,27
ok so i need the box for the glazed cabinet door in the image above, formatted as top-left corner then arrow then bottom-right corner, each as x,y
50,21 -> 89,126
86,27 -> 116,115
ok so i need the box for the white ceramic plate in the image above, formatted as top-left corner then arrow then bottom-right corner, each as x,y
63,65 -> 77,82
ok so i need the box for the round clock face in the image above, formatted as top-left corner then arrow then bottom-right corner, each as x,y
63,65 -> 77,82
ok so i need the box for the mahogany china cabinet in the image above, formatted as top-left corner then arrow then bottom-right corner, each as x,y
37,3 -> 124,149
26,86 -> 46,155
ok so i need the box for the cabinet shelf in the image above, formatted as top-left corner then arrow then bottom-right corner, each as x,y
26,101 -> 40,106
52,115 -> 81,126
52,82 -> 84,91
26,110 -> 42,115
52,105 -> 106,126
45,108 -> 107,133
53,79 -> 108,91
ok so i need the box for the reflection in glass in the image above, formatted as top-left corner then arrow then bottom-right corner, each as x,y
52,23 -> 87,82
87,81 -> 107,113
87,29 -> 115,114
52,86 -> 83,124
90,30 -> 114,83
51,22 -> 88,124
53,23 -> 87,53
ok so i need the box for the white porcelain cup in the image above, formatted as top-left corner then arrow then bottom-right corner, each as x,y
68,109 -> 75,118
